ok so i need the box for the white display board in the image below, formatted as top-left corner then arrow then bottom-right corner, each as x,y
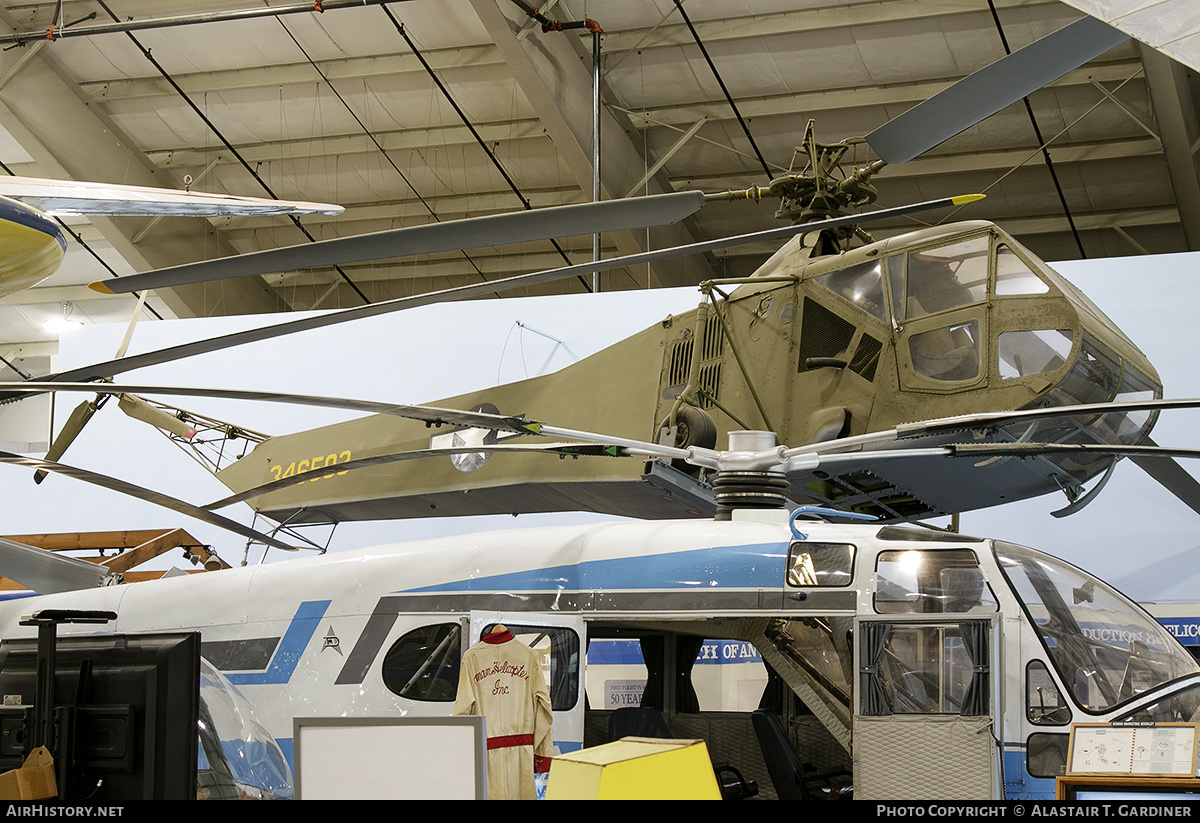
1068,724 -> 1198,776
294,716 -> 487,799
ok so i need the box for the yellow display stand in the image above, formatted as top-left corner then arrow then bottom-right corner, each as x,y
0,747 -> 56,801
545,737 -> 721,800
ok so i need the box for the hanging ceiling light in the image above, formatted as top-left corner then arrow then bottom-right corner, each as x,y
43,300 -> 85,334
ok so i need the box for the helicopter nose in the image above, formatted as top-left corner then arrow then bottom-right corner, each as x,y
1009,328 -> 1162,483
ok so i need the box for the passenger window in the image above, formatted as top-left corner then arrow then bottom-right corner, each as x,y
488,624 -> 581,712
860,621 -> 990,716
874,549 -> 997,614
1026,660 -> 1071,725
585,634 -> 767,713
690,640 -> 767,712
381,623 -> 462,702
764,618 -> 851,707
586,638 -> 649,710
787,542 -> 855,587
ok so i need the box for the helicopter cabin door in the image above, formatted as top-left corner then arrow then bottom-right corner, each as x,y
467,611 -> 586,757
853,615 -> 1002,799
792,262 -> 892,445
890,232 -> 991,393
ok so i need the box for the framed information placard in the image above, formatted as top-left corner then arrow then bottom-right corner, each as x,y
294,716 -> 487,799
1067,724 -> 1197,776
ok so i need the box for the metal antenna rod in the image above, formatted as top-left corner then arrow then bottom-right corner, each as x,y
592,28 -> 602,293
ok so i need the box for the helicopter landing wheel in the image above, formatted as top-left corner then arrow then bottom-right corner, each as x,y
668,406 -> 716,475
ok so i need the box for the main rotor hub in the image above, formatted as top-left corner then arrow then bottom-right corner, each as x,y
712,471 -> 790,520
705,120 -> 888,251
713,431 -> 790,520
771,131 -> 884,224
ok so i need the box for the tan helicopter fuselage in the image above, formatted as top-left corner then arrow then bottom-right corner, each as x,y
216,220 -> 1160,524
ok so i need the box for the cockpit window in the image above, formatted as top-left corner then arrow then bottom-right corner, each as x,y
1002,332 -> 1162,480
1052,332 -> 1121,407
999,330 -> 1073,380
908,320 -> 981,382
901,235 -> 989,320
995,245 -> 1049,295
1117,681 -> 1200,724
994,542 -> 1199,714
1027,660 -> 1072,725
814,261 -> 886,322
874,549 -> 997,614
1104,364 -> 1161,447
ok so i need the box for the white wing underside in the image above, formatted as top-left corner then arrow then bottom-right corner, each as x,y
0,175 -> 344,217
1061,1 -> 1200,72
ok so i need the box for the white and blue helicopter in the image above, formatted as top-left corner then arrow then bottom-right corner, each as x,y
0,459 -> 1197,801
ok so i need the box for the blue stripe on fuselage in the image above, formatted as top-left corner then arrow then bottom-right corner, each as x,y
402,543 -> 788,595
0,591 -> 40,602
226,600 -> 330,685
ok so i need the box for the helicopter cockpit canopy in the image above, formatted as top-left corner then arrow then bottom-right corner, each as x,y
800,221 -> 1161,488
995,542 -> 1199,714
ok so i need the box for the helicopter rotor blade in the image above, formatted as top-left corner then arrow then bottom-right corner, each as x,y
792,398 -> 1200,457
1128,438 -> 1200,518
865,15 -> 1129,165
9,381 -> 1200,459
90,190 -> 708,296
2,382 -> 548,435
8,193 -> 981,393
32,294 -> 154,483
0,535 -> 118,594
1,450 -> 300,552
0,175 -> 343,218
940,442 -> 1200,461
33,397 -> 101,485
12,381 -> 1200,517
208,435 -> 1200,513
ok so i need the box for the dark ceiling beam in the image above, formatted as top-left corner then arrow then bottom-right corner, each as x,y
1139,44 -> 1200,251
2,0 -> 395,47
